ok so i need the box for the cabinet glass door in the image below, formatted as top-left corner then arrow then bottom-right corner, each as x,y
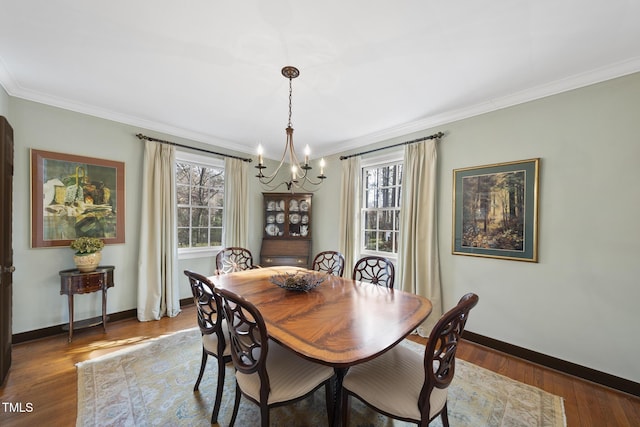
263,193 -> 311,238
289,196 -> 310,237
265,197 -> 285,237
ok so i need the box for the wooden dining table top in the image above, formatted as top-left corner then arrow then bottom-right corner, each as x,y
210,266 -> 432,368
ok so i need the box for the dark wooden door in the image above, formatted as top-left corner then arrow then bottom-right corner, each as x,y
0,116 -> 14,384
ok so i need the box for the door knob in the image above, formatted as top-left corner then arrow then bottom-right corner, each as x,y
3,266 -> 15,273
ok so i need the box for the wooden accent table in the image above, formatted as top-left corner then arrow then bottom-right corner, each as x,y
59,265 -> 114,342
211,266 -> 432,426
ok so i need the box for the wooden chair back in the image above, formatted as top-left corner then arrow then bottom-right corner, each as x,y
418,293 -> 479,424
215,247 -> 256,275
183,270 -> 232,423
352,255 -> 395,288
184,270 -> 225,338
312,250 -> 345,276
218,288 -> 271,401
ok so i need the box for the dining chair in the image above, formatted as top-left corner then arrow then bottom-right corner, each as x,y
183,270 -> 232,424
217,287 -> 336,427
341,293 -> 479,427
215,247 -> 259,275
352,255 -> 395,288
312,250 -> 345,277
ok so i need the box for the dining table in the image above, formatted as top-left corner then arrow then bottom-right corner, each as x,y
210,265 -> 433,426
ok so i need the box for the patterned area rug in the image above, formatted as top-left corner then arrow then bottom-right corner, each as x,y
76,328 -> 566,427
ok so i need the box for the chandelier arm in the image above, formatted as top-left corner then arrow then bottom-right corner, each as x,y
258,179 -> 290,192
288,138 -> 305,171
291,177 -> 325,193
300,174 -> 326,187
295,154 -> 326,186
257,168 -> 284,185
256,131 -> 295,183
257,174 -> 282,186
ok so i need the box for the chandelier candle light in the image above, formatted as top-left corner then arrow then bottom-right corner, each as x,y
255,66 -> 327,192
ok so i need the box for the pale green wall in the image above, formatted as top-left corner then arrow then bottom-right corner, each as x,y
439,73 -> 639,383
313,72 -> 640,383
308,153 -> 344,253
5,72 -> 640,384
8,100 -> 142,332
6,98 -> 263,333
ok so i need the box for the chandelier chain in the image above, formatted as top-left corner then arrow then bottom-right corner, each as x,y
288,76 -> 293,128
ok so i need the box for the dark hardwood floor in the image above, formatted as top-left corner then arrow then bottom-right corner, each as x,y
1,304 -> 638,426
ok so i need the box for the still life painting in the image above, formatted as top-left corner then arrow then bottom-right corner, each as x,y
31,149 -> 125,248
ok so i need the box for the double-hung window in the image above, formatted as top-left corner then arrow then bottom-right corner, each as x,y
361,153 -> 403,259
176,151 -> 224,256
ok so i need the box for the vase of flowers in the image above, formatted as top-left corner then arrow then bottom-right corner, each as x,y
70,237 -> 105,272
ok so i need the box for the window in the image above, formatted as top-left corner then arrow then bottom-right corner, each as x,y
176,152 -> 224,253
361,155 -> 403,257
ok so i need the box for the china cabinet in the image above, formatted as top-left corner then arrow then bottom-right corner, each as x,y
260,193 -> 312,268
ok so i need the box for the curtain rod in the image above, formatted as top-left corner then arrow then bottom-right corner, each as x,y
339,131 -> 444,160
135,133 -> 253,163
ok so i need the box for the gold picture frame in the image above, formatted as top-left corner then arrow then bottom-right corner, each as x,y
31,149 -> 125,248
452,158 -> 539,262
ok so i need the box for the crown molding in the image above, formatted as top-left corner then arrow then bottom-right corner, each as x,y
319,57 -> 640,158
17,86 -> 254,154
0,56 -> 17,96
2,56 -> 640,159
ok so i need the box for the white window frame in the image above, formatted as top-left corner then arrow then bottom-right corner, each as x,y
176,150 -> 225,260
359,150 -> 403,261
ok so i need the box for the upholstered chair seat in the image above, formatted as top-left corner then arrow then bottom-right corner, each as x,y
342,344 -> 448,420
341,293 -> 479,427
201,318 -> 230,356
235,340 -> 335,405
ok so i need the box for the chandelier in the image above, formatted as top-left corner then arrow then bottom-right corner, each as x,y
255,66 -> 326,192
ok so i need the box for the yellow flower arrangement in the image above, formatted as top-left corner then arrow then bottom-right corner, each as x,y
70,237 -> 104,255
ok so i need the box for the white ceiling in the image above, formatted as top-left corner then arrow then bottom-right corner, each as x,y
1,1 -> 639,160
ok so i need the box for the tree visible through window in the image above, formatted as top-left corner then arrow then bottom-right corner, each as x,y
362,161 -> 402,255
176,160 -> 224,249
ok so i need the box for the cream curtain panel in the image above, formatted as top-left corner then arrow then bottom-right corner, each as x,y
398,139 -> 443,336
222,157 -> 249,248
137,140 -> 180,321
338,157 -> 361,275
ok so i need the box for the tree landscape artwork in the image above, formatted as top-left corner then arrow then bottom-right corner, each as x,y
452,159 -> 539,262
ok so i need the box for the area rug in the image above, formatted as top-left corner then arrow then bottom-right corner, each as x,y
76,328 -> 566,427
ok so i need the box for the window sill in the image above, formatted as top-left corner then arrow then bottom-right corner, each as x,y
178,247 -> 220,260
359,250 -> 397,263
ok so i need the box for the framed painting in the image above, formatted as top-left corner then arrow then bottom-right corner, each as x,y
31,149 -> 125,248
452,158 -> 539,262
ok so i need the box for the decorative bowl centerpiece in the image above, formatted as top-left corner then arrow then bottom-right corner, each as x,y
270,271 -> 328,292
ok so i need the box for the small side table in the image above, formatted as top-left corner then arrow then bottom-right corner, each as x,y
59,265 -> 115,342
